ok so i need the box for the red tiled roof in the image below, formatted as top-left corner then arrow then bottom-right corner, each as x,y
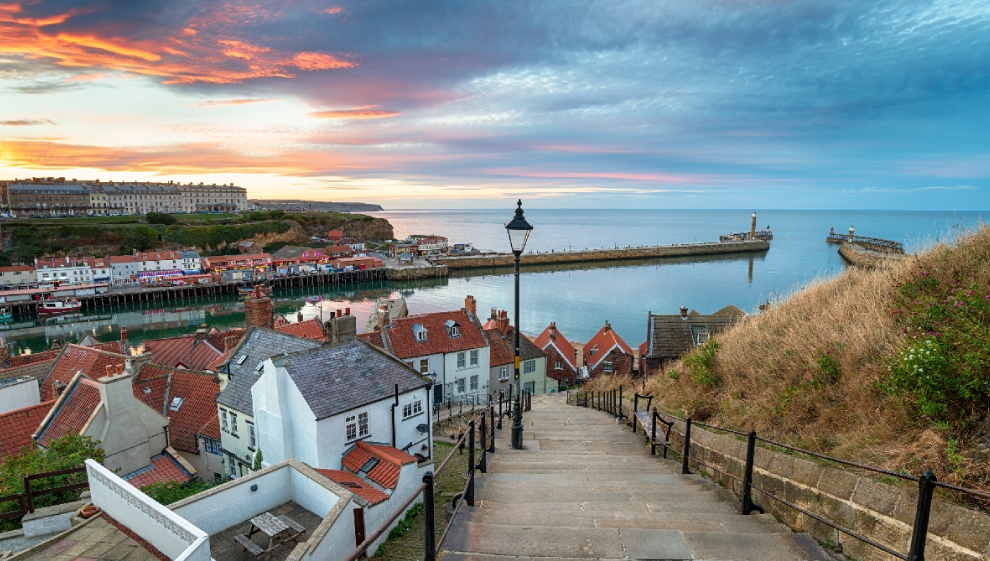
0,401 -> 54,456
143,335 -> 222,371
584,323 -> 633,370
108,255 -> 135,264
207,349 -> 233,372
357,331 -> 385,349
207,327 -> 245,352
486,329 -> 514,367
0,265 -> 34,273
133,365 -> 220,454
86,340 -> 128,354
385,310 -> 487,359
40,345 -> 128,401
342,441 -> 416,490
124,453 -> 193,488
316,469 -> 389,505
9,349 -> 60,367
275,319 -> 326,340
196,411 -> 221,440
36,376 -> 101,448
639,341 -> 648,356
533,324 -> 577,371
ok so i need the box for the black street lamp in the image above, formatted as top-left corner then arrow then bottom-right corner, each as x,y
505,199 -> 533,450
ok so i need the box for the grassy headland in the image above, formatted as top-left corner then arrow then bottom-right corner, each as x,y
0,210 -> 393,265
589,226 -> 990,492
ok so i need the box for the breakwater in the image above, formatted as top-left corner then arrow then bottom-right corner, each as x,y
838,243 -> 907,269
432,239 -> 770,270
386,265 -> 448,280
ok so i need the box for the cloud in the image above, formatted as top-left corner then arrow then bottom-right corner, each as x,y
0,118 -> 56,126
309,109 -> 401,119
193,98 -> 276,108
845,185 -> 979,194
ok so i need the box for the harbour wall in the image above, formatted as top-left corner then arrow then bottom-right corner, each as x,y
838,243 -> 907,269
432,239 -> 770,270
386,265 -> 449,281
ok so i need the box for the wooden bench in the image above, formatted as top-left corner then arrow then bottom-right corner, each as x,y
234,533 -> 266,557
277,514 -> 306,535
635,410 -> 673,453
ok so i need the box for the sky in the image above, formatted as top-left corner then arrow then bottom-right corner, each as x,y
1,0 -> 989,210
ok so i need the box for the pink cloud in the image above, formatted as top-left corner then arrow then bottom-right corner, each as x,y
309,109 -> 401,119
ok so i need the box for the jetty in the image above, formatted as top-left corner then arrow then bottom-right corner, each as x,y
826,226 -> 905,254
827,226 -> 907,268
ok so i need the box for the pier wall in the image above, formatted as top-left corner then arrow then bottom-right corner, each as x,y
433,239 -> 770,270
838,243 -> 907,269
386,265 -> 448,281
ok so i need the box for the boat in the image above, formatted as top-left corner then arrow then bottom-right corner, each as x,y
0,307 -> 11,322
37,298 -> 82,315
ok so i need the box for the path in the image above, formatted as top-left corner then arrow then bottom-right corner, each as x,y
443,393 -> 833,561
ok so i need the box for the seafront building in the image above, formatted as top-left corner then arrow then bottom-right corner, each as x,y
2,177 -> 248,217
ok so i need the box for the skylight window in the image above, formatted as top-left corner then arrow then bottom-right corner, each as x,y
359,458 -> 380,473
255,361 -> 264,371
236,355 -> 247,365
169,397 -> 183,411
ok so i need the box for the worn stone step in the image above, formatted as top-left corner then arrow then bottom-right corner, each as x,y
458,509 -> 791,533
478,498 -> 739,515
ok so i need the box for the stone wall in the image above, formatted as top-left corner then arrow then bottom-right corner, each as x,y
433,239 -> 770,270
386,265 -> 448,280
657,419 -> 990,561
838,243 -> 907,269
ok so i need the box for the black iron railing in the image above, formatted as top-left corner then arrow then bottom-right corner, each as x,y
0,466 -> 89,522
827,232 -> 905,253
343,404 -> 498,561
568,388 -> 990,561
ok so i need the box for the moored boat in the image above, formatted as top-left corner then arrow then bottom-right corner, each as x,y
0,307 -> 11,322
37,298 -> 82,315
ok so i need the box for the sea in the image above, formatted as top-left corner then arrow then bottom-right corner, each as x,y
2,210 -> 984,356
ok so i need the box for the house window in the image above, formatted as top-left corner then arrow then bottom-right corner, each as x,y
555,361 -> 563,370
457,352 -> 466,368
603,361 -> 613,373
457,378 -> 465,393
248,422 -> 256,450
499,366 -> 508,381
230,413 -> 239,436
204,438 -> 221,455
358,412 -> 369,438
524,381 -> 535,394
403,399 -> 423,419
470,350 -> 478,366
406,362 -> 414,369
221,409 -> 229,431
524,360 -> 535,374
419,359 -> 429,374
470,375 -> 478,391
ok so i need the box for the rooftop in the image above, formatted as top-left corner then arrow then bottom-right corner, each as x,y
142,334 -> 222,371
533,322 -> 577,371
384,309 -> 488,359
0,400 -> 54,457
341,441 -> 417,490
644,306 -> 746,360
122,451 -> 194,488
132,364 -> 220,454
274,318 -> 326,340
11,514 -> 167,561
584,322 -> 634,369
39,344 -> 128,401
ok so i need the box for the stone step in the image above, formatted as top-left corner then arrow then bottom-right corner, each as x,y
457,509 -> 791,533
443,522 -> 832,560
477,499 -> 740,515
474,487 -> 723,504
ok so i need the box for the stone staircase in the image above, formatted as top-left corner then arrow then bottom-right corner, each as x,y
442,394 -> 834,561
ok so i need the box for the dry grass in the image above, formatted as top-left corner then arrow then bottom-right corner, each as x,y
585,227 -> 990,491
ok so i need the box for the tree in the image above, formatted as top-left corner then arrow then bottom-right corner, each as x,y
146,212 -> 176,226
119,225 -> 160,252
253,448 -> 264,471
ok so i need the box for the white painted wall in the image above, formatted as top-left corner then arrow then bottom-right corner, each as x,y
0,378 -> 40,414
86,460 -> 210,561
443,346 -> 490,399
253,360 -> 318,468
172,466 -> 291,535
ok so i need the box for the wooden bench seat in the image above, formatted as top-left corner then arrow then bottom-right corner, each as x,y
277,514 -> 306,535
635,410 -> 672,447
234,534 -> 265,556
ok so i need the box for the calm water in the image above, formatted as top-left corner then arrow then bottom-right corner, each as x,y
2,210 -> 984,356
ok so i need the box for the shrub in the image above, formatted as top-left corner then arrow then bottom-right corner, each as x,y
119,225 -> 161,252
141,479 -> 218,505
145,212 -> 176,225
683,340 -> 721,387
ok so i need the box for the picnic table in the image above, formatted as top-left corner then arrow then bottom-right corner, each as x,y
233,512 -> 306,559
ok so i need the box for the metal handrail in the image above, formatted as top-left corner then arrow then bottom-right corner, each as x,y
755,435 -> 920,482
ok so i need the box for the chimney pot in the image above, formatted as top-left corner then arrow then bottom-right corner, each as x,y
120,326 -> 128,341
106,365 -> 112,377
345,307 -> 350,316
680,306 -> 688,319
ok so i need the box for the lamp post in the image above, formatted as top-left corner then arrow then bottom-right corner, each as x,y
505,199 -> 533,450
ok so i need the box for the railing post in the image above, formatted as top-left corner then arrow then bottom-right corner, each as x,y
23,475 -> 34,513
489,406 -> 496,453
497,391 -> 503,430
633,394 -> 639,433
651,408 -> 658,456
682,418 -> 692,475
742,430 -> 757,515
618,386 -> 624,421
467,420 -> 475,507
907,471 -> 937,561
423,471 -> 436,561
479,413 -> 487,474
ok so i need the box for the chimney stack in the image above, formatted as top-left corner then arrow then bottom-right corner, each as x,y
549,322 -> 557,340
244,285 -> 274,329
680,306 -> 688,319
120,326 -> 128,342
464,295 -> 477,318
195,326 -> 208,341
750,212 -> 757,239
224,335 -> 239,352
376,305 -> 390,331
297,311 -> 304,323
96,368 -> 152,475
329,313 -> 357,344
604,320 -> 611,332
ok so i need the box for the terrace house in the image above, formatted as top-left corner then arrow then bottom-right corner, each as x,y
640,305 -> 746,377
584,321 -> 635,377
533,322 -> 579,387
0,265 -> 36,289
484,309 -> 551,395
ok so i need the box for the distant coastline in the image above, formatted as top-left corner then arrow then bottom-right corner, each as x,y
248,199 -> 384,212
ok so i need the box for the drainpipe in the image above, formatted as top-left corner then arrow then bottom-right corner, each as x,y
391,383 -> 399,448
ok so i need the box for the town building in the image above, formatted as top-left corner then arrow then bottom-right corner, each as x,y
381,297 -> 490,404
133,249 -> 202,281
0,375 -> 40,414
108,255 -> 140,285
0,265 -> 37,289
253,340 -> 433,469
584,321 -> 635,377
34,256 -> 97,286
326,230 -> 344,242
533,322 -> 579,387
640,305 -> 746,376
483,309 -> 551,395
176,182 -> 248,213
89,257 -> 111,283
142,328 -> 225,370
203,253 -> 272,282
413,236 -> 449,255
213,327 -> 324,478
87,181 -> 182,214
7,181 -> 89,217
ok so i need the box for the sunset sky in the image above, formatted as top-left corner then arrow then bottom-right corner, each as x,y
1,0 -> 988,209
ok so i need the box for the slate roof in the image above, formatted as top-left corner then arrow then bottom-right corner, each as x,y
533,323 -> 577,371
142,335 -> 223,370
215,327 -> 322,414
133,365 -> 220,454
35,375 -> 102,448
584,322 -> 634,370
384,310 -> 488,359
122,452 -> 193,488
341,441 -> 417,490
275,319 -> 326,340
316,469 -> 389,505
644,306 -> 745,361
276,340 -> 430,421
40,345 -> 128,401
0,400 -> 54,456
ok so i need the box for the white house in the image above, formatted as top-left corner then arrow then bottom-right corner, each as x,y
0,376 -> 40,414
133,249 -> 202,281
381,297 -> 490,404
34,256 -> 94,286
252,340 -> 433,470
109,255 -> 140,285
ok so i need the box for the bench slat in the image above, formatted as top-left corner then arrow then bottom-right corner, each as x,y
234,534 -> 265,556
277,514 -> 306,534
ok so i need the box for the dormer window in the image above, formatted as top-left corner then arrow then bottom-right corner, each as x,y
169,397 -> 184,411
413,323 -> 428,342
445,319 -> 460,338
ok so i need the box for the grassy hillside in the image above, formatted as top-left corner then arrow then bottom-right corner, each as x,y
591,227 -> 990,492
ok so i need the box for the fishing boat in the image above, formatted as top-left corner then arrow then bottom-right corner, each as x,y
0,307 -> 11,322
37,298 -> 82,315
236,286 -> 254,295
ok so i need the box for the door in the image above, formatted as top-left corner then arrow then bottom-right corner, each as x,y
433,383 -> 443,405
